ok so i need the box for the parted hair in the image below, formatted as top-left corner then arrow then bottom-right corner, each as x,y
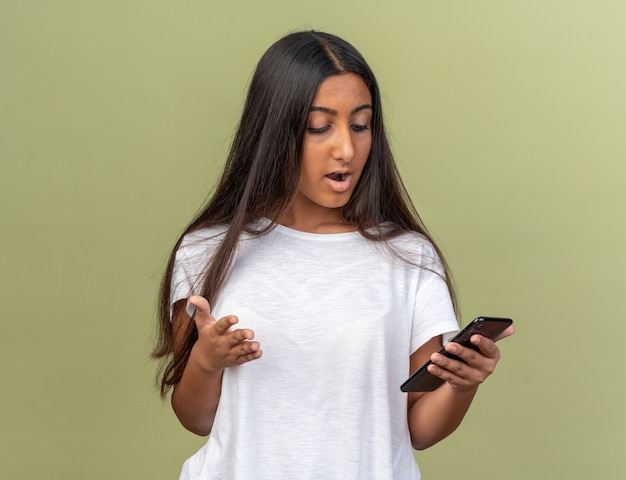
152,30 -> 457,397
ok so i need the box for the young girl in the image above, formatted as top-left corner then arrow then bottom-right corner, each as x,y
153,30 -> 514,480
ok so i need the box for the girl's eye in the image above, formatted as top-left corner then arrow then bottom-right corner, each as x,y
307,126 -> 330,134
352,124 -> 370,132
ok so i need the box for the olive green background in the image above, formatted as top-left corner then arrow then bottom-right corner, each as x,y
1,1 -> 624,479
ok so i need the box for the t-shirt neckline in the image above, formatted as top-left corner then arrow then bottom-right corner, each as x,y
261,217 -> 362,241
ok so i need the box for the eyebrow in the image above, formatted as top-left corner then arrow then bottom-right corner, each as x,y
309,104 -> 373,115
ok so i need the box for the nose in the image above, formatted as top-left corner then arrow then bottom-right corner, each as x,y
332,126 -> 355,164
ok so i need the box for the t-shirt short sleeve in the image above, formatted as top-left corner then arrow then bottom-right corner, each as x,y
171,247 -> 195,308
408,240 -> 459,354
169,228 -> 224,320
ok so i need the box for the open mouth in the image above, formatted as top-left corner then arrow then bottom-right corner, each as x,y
326,172 -> 347,182
324,172 -> 352,193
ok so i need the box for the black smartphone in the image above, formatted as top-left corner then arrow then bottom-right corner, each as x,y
400,316 -> 513,392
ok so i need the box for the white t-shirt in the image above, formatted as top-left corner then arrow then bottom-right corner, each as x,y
171,220 -> 459,480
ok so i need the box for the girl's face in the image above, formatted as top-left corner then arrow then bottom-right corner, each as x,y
293,73 -> 372,223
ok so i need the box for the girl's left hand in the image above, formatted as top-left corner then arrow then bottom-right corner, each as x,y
426,325 -> 515,391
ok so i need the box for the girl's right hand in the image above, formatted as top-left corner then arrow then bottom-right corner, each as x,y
187,295 -> 263,374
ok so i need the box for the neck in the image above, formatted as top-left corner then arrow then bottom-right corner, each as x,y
274,207 -> 353,234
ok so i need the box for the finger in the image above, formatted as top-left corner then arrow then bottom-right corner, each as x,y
235,340 -> 260,357
441,342 -> 497,374
494,325 -> 516,341
213,315 -> 239,336
442,341 -> 489,363
426,359 -> 469,387
467,335 -> 501,360
429,354 -> 489,387
431,352 -> 468,377
227,328 -> 255,346
233,347 -> 263,366
427,362 -> 483,389
187,295 -> 216,326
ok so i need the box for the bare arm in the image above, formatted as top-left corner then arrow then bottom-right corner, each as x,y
407,326 -> 515,450
170,296 -> 262,436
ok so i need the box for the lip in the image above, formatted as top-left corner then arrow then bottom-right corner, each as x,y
324,172 -> 353,193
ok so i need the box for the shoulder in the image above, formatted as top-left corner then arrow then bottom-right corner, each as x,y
385,230 -> 437,257
181,224 -> 228,245
381,230 -> 446,275
176,224 -> 229,260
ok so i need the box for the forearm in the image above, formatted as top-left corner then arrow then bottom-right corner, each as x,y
171,345 -> 224,436
408,383 -> 478,450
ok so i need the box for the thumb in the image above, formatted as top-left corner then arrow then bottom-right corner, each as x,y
187,295 -> 216,328
495,325 -> 516,342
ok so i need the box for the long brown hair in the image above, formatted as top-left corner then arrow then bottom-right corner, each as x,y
152,31 -> 457,397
